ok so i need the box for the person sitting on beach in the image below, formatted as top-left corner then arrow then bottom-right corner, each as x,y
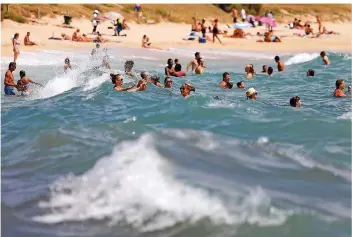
333,79 -> 346,97
290,96 -> 301,107
180,83 -> 195,98
195,58 -> 206,74
16,70 -> 42,95
150,75 -> 164,88
305,24 -> 314,36
237,81 -> 245,88
274,56 -> 284,71
224,29 -> 251,39
245,64 -> 255,79
219,72 -> 233,89
262,65 -> 268,73
141,35 -> 151,48
61,33 -> 71,40
295,20 -> 303,29
72,29 -> 83,42
307,69 -> 315,77
320,51 -> 330,65
24,32 -> 37,46
111,74 -> 135,91
81,34 -> 93,42
266,30 -> 281,42
174,59 -> 182,72
246,87 -> 257,100
186,52 -> 201,72
93,32 -> 105,43
164,77 -> 173,88
64,58 -> 72,73
4,62 -> 17,96
267,67 -> 273,76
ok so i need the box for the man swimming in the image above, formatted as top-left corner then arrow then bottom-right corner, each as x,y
4,62 -> 17,95
64,58 -> 72,73
333,79 -> 346,97
186,52 -> 202,72
320,51 -> 330,65
236,81 -> 244,88
307,69 -> 315,77
111,73 -> 135,91
17,70 -> 43,95
219,72 -> 233,89
165,58 -> 176,76
274,56 -> 284,72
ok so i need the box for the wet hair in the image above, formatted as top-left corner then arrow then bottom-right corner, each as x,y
335,79 -> 344,89
268,67 -> 273,75
19,70 -> 25,78
110,73 -> 121,84
141,71 -> 148,79
226,82 -> 233,89
237,81 -> 243,88
248,64 -> 255,74
175,59 -> 179,63
65,58 -> 70,63
223,72 -> 229,80
8,62 -> 16,69
175,63 -> 182,72
290,96 -> 300,107
307,69 -> 315,76
124,60 -> 134,72
274,56 -> 280,61
167,58 -> 173,65
151,75 -> 160,83
320,51 -> 326,57
195,52 -> 200,57
262,65 -> 268,71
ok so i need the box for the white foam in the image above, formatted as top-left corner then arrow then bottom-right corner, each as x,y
257,137 -> 269,145
337,112 -> 352,121
82,73 -> 110,92
285,53 -> 319,66
124,116 -> 137,123
33,133 -> 288,230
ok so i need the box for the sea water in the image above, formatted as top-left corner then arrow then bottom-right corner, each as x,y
1,47 -> 351,237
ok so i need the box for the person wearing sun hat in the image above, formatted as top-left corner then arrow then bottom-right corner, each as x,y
246,87 -> 257,100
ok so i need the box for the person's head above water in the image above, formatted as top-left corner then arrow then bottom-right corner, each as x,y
8,62 -> 16,71
320,51 -> 326,57
180,83 -> 195,97
164,76 -> 172,88
274,55 -> 280,62
223,72 -> 230,82
150,75 -> 160,84
19,70 -> 26,78
307,69 -> 315,77
245,64 -> 254,74
96,43 -> 100,48
262,65 -> 268,72
140,71 -> 150,80
167,58 -> 174,66
195,52 -> 200,59
246,87 -> 257,100
124,60 -> 134,72
65,58 -> 70,64
290,96 -> 301,107
137,79 -> 147,91
110,73 -> 122,85
237,81 -> 244,88
175,59 -> 179,64
268,67 -> 273,76
335,79 -> 345,90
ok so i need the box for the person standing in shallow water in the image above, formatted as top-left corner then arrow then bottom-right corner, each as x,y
274,56 -> 284,72
219,72 -> 233,89
4,62 -> 17,96
320,51 -> 330,65
333,79 -> 346,97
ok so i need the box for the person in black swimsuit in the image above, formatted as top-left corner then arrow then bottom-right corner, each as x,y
201,19 -> 207,35
212,19 -> 222,44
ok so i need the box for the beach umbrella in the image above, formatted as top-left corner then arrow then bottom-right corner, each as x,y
233,22 -> 251,29
103,12 -> 124,21
260,16 -> 277,27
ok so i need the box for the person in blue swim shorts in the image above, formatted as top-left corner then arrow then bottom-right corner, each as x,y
4,62 -> 17,96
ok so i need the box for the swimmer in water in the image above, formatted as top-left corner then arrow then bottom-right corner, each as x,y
307,69 -> 315,77
165,58 -> 176,76
150,75 -> 164,88
236,81 -> 244,88
274,55 -> 284,72
111,73 -> 135,91
195,58 -> 206,74
320,51 -> 330,65
245,64 -> 255,79
290,96 -> 301,107
267,67 -> 273,76
246,87 -> 257,100
186,52 -> 202,72
219,72 -> 233,89
262,65 -> 268,73
4,62 -> 17,96
180,83 -> 195,98
64,58 -> 72,73
164,77 -> 173,88
333,79 -> 346,97
17,70 -> 43,95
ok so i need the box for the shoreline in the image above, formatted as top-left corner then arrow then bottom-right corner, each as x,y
1,18 -> 352,58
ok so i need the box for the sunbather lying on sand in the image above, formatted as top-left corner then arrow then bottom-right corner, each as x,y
257,31 -> 281,43
61,33 -> 71,40
223,29 -> 252,38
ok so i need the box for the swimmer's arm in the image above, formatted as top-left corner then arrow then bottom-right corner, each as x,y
186,61 -> 192,72
165,67 -> 170,76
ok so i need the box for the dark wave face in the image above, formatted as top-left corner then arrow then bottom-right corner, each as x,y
1,49 -> 351,237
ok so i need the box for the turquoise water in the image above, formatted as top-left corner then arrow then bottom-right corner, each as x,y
1,48 -> 351,237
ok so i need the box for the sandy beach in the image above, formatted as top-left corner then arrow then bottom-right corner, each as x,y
1,16 -> 351,58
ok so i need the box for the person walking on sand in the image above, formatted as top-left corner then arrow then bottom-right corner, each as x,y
274,56 -> 284,72
316,16 -> 322,34
24,32 -> 37,46
4,62 -> 17,96
212,19 -> 223,44
241,8 -> 246,22
92,10 -> 99,35
232,7 -> 238,23
12,33 -> 20,63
